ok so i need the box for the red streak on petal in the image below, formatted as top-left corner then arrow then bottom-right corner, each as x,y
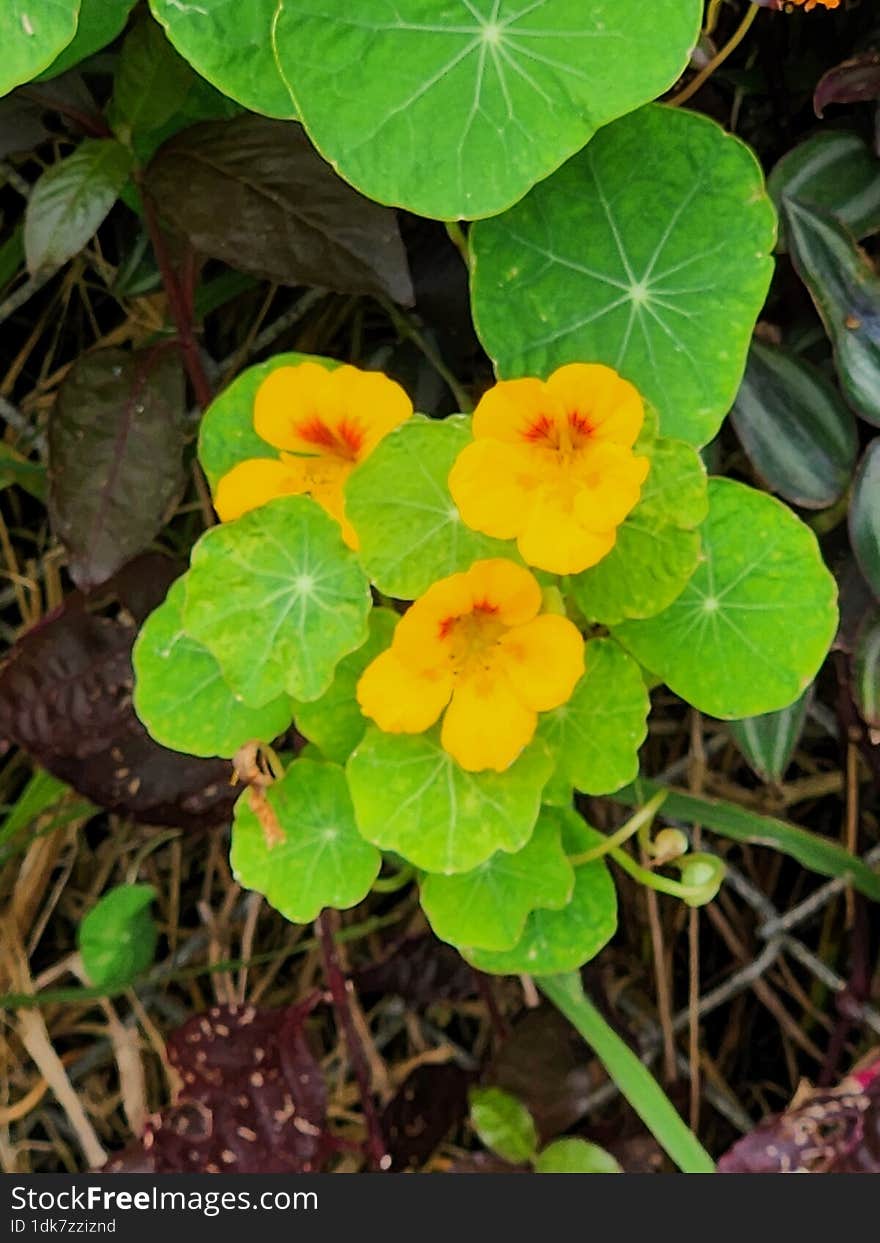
295,416 -> 363,460
568,410 -> 594,438
472,599 -> 499,616
523,414 -> 557,443
296,417 -> 338,450
438,616 -> 457,640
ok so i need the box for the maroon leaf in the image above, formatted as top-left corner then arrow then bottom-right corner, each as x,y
815,54 -> 880,118
381,1064 -> 473,1170
0,555 -> 239,829
49,345 -> 187,589
352,935 -> 477,1005
718,1051 -> 880,1173
145,115 -> 414,305
105,1001 -> 328,1173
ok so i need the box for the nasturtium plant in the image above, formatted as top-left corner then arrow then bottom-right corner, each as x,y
1,2 -> 79,97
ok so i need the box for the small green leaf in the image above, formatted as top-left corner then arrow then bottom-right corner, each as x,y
471,104 -> 776,445
727,687 -> 812,783
850,440 -> 880,599
37,0 -> 137,81
346,416 -> 512,600
538,639 -> 649,797
183,495 -> 372,707
769,131 -> 880,251
293,608 -> 397,764
273,0 -> 701,220
346,727 -> 553,874
731,341 -> 858,509
148,0 -> 295,119
0,444 -> 46,501
230,758 -> 380,924
420,808 -> 574,952
469,1087 -> 537,1165
614,479 -> 838,719
78,884 -> 157,990
133,579 -> 293,758
108,16 -> 196,141
0,2 -> 79,97
25,139 -> 133,275
569,437 -> 707,625
854,610 -> 880,729
198,352 -> 338,491
785,197 -> 880,428
534,1138 -> 622,1174
464,808 -> 617,976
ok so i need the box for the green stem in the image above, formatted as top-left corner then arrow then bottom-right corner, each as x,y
568,790 -> 666,866
537,972 -> 715,1174
372,865 -> 415,893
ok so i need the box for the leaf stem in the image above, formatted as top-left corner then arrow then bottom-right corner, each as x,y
668,3 -> 760,107
568,790 -> 667,866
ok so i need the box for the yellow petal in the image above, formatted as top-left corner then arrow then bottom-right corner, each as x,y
440,672 -> 537,772
517,491 -> 617,575
472,377 -> 565,445
497,614 -> 585,712
464,559 -> 542,627
328,365 -> 413,457
357,648 -> 452,733
253,362 -> 335,452
573,445 -> 650,529
213,457 -> 308,522
393,572 -> 474,671
295,454 -> 359,548
448,438 -> 543,540
547,363 -> 645,448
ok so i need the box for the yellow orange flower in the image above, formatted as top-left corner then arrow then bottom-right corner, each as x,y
785,0 -> 838,10
448,364 -> 650,576
357,559 -> 584,773
214,362 -> 413,547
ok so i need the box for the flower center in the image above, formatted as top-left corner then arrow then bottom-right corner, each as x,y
523,410 -> 595,459
439,602 -> 507,676
296,416 -> 364,461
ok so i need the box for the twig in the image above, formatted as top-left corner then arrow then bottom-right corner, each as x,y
668,3 -> 761,107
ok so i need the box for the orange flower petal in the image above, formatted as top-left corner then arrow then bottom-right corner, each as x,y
497,614 -> 585,712
291,453 -> 359,548
448,438 -> 542,540
393,572 -> 474,670
546,363 -> 645,448
472,377 -> 565,445
517,491 -> 617,576
213,457 -> 308,522
441,671 -> 537,772
464,559 -> 542,627
328,365 -> 413,456
572,443 -> 650,529
253,362 -> 335,453
357,648 -> 452,733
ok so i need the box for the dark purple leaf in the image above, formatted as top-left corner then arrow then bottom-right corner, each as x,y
352,935 -> 477,1005
815,53 -> 880,118
381,1064 -> 473,1170
49,345 -> 187,590
718,1051 -> 880,1173
145,115 -> 414,305
0,555 -> 239,829
105,1001 -> 328,1173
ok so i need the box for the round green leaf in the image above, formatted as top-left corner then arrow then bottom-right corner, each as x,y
569,436 -> 707,625
346,415 -> 512,599
469,1087 -> 537,1165
769,131 -> 880,251
183,495 -> 372,707
850,440 -> 880,600
78,884 -> 157,990
537,639 -> 649,796
534,1138 -> 621,1174
231,758 -> 380,923
38,0 -> 137,80
613,478 -> 839,719
0,2 -> 79,97
464,808 -> 617,976
293,607 -> 397,764
148,0 -> 296,119
346,726 -> 553,874
420,807 -> 574,952
471,104 -> 776,445
273,0 -> 701,220
198,351 -> 338,491
133,579 -> 293,758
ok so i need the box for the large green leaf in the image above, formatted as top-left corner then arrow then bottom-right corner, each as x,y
471,104 -> 776,445
183,496 -> 372,707
199,352 -> 338,491
731,341 -> 858,509
420,808 -> 574,951
769,131 -> 880,251
568,435 -> 707,625
613,479 -> 838,719
148,0 -> 295,119
133,579 -> 293,758
850,440 -> 880,599
346,726 -> 553,874
231,759 -> 380,923
785,198 -> 880,427
272,0 -> 701,220
346,416 -> 512,599
24,139 -> 133,275
537,639 -> 649,796
37,0 -> 136,80
292,608 -> 397,764
464,809 -> 617,975
0,2 -> 79,97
